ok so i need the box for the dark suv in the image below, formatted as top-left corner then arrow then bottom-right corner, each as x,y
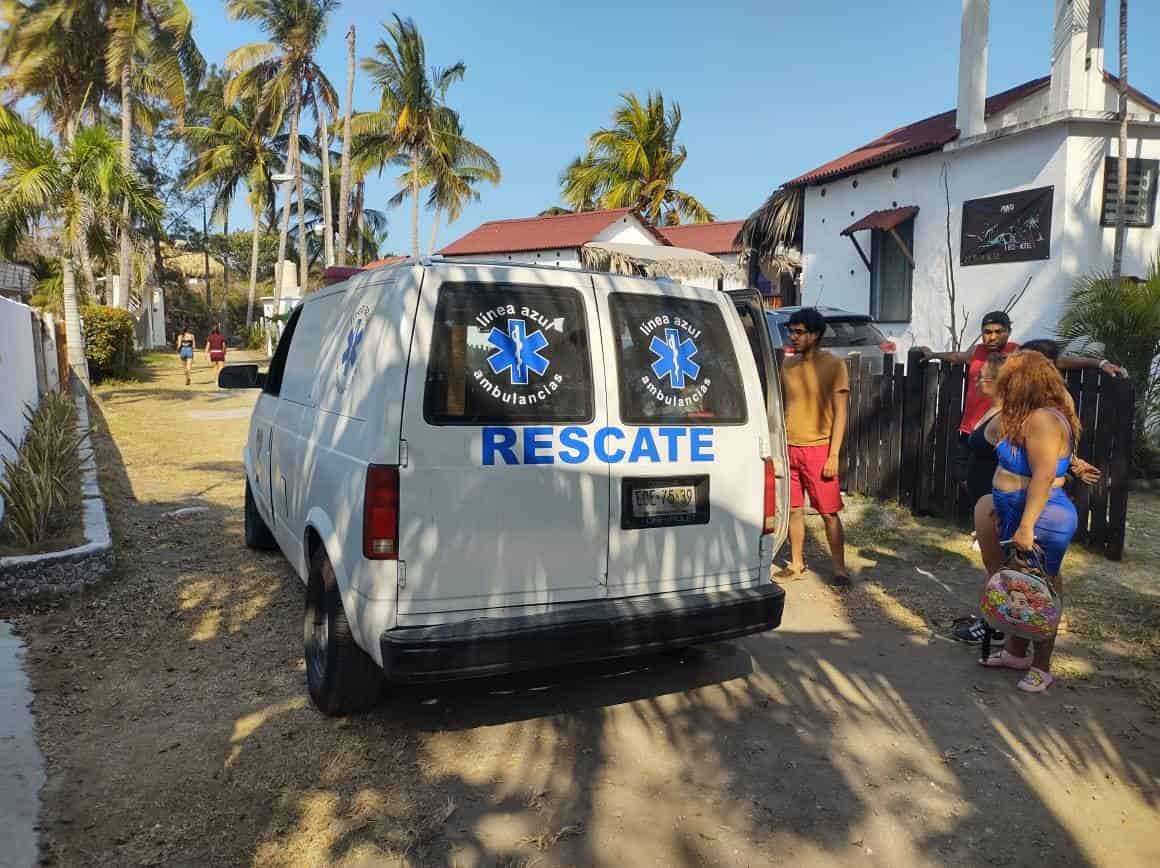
765,306 -> 896,374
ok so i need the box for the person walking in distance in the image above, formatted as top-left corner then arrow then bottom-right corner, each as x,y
176,322 -> 197,386
775,307 -> 851,587
205,325 -> 228,381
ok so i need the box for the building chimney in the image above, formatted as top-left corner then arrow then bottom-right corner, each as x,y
1085,0 -> 1106,109
1050,0 -> 1102,113
956,0 -> 990,139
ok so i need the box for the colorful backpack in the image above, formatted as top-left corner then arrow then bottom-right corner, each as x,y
979,545 -> 1062,642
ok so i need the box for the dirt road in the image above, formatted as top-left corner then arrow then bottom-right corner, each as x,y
18,353 -> 1160,866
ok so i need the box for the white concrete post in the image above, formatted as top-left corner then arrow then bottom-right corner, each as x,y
1085,0 -> 1107,109
1050,0 -> 1094,113
956,0 -> 990,139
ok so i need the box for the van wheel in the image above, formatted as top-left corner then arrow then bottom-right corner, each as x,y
304,547 -> 382,716
244,480 -> 277,550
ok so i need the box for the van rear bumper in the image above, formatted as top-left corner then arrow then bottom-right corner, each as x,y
379,583 -> 785,682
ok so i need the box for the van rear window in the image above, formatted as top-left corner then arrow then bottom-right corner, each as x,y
424,283 -> 594,425
608,293 -> 747,425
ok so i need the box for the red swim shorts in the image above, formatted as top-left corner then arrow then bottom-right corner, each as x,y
788,444 -> 843,514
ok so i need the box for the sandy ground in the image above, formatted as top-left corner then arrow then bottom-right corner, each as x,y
14,351 -> 1160,867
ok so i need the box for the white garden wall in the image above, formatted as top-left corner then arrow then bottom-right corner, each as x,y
0,296 -> 41,464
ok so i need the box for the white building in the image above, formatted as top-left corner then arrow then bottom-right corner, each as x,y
785,0 -> 1159,351
436,208 -> 744,287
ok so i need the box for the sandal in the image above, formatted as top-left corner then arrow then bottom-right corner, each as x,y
773,564 -> 808,582
1017,668 -> 1055,693
979,649 -> 1031,671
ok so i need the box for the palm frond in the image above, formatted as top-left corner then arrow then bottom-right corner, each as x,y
736,184 -> 804,263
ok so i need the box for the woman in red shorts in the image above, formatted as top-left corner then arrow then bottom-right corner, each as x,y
205,325 -> 227,380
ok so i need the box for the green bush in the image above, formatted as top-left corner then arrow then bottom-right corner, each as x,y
81,304 -> 137,381
243,322 -> 268,350
0,392 -> 86,548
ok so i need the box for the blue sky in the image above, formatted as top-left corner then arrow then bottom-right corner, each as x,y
187,0 -> 1160,255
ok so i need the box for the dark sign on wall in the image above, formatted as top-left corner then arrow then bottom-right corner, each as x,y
960,186 -> 1053,266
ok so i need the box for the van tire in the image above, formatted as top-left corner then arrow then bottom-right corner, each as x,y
244,480 -> 277,550
304,547 -> 382,716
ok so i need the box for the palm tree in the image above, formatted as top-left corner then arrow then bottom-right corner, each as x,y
0,1 -> 108,140
0,0 -> 110,295
0,107 -> 161,384
735,183 -> 804,285
1057,261 -> 1160,433
336,24 -> 356,267
298,155 -> 388,266
184,88 -> 282,328
560,92 -> 714,226
359,14 -> 483,257
1111,0 -> 1129,281
226,0 -> 339,300
105,0 -> 203,308
388,111 -> 500,254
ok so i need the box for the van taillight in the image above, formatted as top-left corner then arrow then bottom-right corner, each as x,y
762,458 -> 777,535
879,339 -> 897,353
363,465 -> 399,559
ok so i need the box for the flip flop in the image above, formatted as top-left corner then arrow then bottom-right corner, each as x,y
1017,668 -> 1055,693
979,649 -> 1032,671
773,565 -> 808,581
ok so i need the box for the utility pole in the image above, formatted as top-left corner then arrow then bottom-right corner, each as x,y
1111,0 -> 1129,281
202,199 -> 212,306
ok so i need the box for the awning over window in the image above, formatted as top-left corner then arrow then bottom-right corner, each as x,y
840,206 -> 919,236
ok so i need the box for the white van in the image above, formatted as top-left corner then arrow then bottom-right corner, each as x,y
221,260 -> 790,714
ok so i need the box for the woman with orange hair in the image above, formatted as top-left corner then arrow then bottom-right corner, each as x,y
978,350 -> 1081,692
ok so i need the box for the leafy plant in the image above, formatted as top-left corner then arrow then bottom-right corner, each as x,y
81,304 -> 137,381
0,393 -> 86,548
1057,259 -> 1160,473
243,321 -> 268,350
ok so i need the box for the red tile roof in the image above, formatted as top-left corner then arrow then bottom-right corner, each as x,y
841,206 -> 920,236
788,72 -> 1160,188
437,208 -> 670,256
363,255 -> 407,269
788,76 -> 1052,187
658,220 -> 744,254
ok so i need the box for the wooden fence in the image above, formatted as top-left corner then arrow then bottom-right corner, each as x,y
836,349 -> 1136,560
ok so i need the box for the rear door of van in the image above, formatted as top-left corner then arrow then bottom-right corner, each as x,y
593,276 -> 774,597
396,264 -> 612,616
727,288 -> 790,547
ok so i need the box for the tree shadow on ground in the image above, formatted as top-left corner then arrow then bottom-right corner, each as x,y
23,377 -> 1160,868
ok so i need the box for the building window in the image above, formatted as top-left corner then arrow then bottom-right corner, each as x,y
869,217 -> 914,322
1100,157 -> 1158,227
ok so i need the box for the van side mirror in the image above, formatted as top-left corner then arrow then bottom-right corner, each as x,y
218,364 -> 266,389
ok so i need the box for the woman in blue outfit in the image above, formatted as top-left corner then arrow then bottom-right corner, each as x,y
175,323 -> 197,386
976,350 -> 1080,693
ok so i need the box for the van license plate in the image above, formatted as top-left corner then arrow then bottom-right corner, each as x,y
632,485 -> 696,518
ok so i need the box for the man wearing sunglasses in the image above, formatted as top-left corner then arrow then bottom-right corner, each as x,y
776,307 -> 851,587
